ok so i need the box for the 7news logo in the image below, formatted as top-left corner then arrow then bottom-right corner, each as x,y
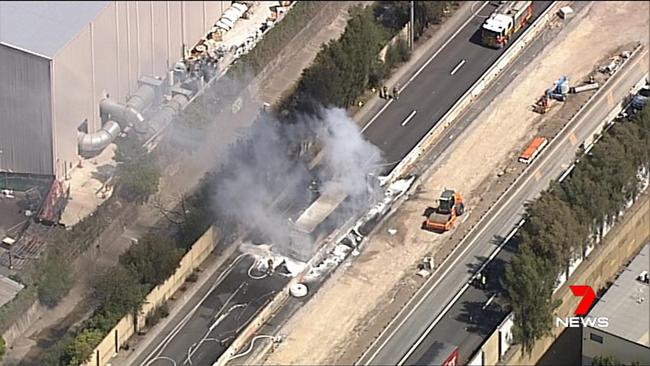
555,285 -> 609,328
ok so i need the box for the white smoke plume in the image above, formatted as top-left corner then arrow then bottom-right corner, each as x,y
211,107 -> 383,251
316,108 -> 382,197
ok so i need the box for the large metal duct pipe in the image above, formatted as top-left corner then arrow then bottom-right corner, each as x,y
99,83 -> 156,129
145,93 -> 189,133
77,120 -> 121,156
100,98 -> 145,126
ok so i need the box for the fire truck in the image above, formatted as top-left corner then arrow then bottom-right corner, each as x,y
481,1 -> 533,48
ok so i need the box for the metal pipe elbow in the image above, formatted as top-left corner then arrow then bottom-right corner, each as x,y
78,120 -> 121,156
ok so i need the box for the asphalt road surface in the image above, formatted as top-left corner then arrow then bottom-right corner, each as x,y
132,2 -> 560,365
363,1 -> 552,172
361,46 -> 649,366
134,255 -> 289,366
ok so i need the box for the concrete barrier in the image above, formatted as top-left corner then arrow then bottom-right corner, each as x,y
384,2 -> 564,185
83,226 -> 220,366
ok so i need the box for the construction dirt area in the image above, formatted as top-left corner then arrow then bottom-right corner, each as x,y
262,2 -> 650,365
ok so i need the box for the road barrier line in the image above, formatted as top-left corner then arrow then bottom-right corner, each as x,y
450,59 -> 466,75
361,2 -> 490,133
401,110 -> 418,126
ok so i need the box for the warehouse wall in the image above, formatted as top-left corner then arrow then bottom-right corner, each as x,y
51,1 -> 230,178
0,45 -> 53,176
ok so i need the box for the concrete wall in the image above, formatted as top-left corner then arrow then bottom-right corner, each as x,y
0,45 -> 53,176
51,1 -> 230,178
84,225 -> 220,366
502,193 -> 650,365
138,225 -> 220,322
1,299 -> 45,345
483,329 -> 500,366
582,327 -> 650,366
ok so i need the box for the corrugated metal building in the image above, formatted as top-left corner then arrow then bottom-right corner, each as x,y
0,1 -> 230,179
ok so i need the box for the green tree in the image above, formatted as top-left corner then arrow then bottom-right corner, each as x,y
114,135 -> 160,204
410,2 -> 446,40
119,234 -> 183,286
37,249 -> 74,308
293,5 -> 388,110
503,244 -> 560,355
62,328 -> 104,366
93,265 -> 146,318
504,104 -> 649,357
521,190 -> 589,271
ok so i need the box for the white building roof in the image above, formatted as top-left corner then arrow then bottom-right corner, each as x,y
588,244 -> 650,347
0,1 -> 109,59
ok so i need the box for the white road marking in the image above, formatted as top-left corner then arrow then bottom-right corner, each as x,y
141,254 -> 248,366
450,59 -> 467,76
558,163 -> 576,182
482,294 -> 497,310
401,110 -> 417,126
360,1 -> 490,133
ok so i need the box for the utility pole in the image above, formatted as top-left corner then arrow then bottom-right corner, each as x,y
410,1 -> 415,50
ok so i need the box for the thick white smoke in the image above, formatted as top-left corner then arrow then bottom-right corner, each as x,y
316,108 -> 383,197
212,107 -> 383,250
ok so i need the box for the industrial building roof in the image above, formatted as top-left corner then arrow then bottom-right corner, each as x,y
588,244 -> 650,347
0,1 -> 109,59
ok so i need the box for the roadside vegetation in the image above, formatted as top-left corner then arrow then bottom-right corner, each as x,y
591,355 -> 641,366
229,1 -> 323,78
504,105 -> 650,355
0,200 -> 117,335
279,1 -> 452,120
0,336 -> 6,362
43,234 -> 183,365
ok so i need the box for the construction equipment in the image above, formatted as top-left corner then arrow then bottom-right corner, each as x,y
533,94 -> 553,114
547,75 -> 570,101
534,76 -> 570,114
481,1 -> 533,48
423,189 -> 465,232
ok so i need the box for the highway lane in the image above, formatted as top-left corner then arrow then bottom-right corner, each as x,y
367,46 -> 650,365
131,3 -> 559,365
134,255 -> 290,366
363,1 -> 552,172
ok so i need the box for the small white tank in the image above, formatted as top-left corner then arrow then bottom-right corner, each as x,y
290,283 -> 308,298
